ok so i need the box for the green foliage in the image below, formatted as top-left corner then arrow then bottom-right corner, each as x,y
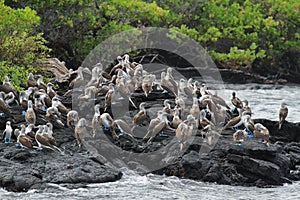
0,1 -> 50,89
4,0 -> 300,74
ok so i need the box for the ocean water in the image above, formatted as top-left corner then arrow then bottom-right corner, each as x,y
1,84 -> 299,199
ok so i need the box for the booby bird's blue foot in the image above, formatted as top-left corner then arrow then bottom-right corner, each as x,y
17,147 -> 27,151
15,143 -> 21,147
73,88 -> 83,92
0,112 -> 4,117
234,143 -> 243,147
233,126 -> 239,131
103,127 -> 110,131
162,90 -> 168,94
159,133 -> 168,137
43,106 -> 47,112
118,132 -> 124,137
22,111 -> 26,116
244,128 -> 254,138
88,98 -> 97,102
37,147 -> 43,151
4,141 -> 12,144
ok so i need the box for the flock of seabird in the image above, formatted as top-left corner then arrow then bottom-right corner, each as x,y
0,54 -> 289,153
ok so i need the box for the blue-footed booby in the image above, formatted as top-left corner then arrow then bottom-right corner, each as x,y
2,121 -> 13,144
279,102 -> 288,130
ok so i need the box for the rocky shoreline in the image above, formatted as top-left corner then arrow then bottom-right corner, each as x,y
0,98 -> 300,192
0,63 -> 299,192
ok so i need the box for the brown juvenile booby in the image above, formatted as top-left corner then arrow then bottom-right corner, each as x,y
27,72 -> 38,88
199,110 -> 214,134
141,75 -> 154,97
104,84 -> 116,112
25,100 -> 36,125
114,119 -> 135,139
143,111 -> 171,143
253,123 -> 270,146
171,107 -> 182,129
47,82 -> 56,99
74,118 -> 88,148
161,71 -> 177,97
17,125 -> 34,149
189,97 -> 200,126
231,92 -> 243,109
35,125 -> 63,153
166,67 -> 178,94
233,129 -> 246,143
278,102 -> 288,130
92,104 -> 101,137
132,102 -> 148,125
109,56 -> 123,76
0,92 -> 13,117
25,123 -> 36,139
2,121 -> 13,144
46,106 -> 64,127
1,76 -> 18,98
176,114 -> 196,151
67,110 -> 79,128
52,96 -> 69,114
4,91 -> 18,106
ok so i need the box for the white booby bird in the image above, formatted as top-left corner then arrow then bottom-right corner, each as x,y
279,102 -> 288,130
74,118 -> 88,148
200,83 -> 211,96
253,123 -> 270,146
36,75 -> 47,91
176,114 -> 196,151
2,121 -> 13,144
25,100 -> 36,125
202,124 -> 221,145
99,112 -> 119,140
67,110 -> 79,128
